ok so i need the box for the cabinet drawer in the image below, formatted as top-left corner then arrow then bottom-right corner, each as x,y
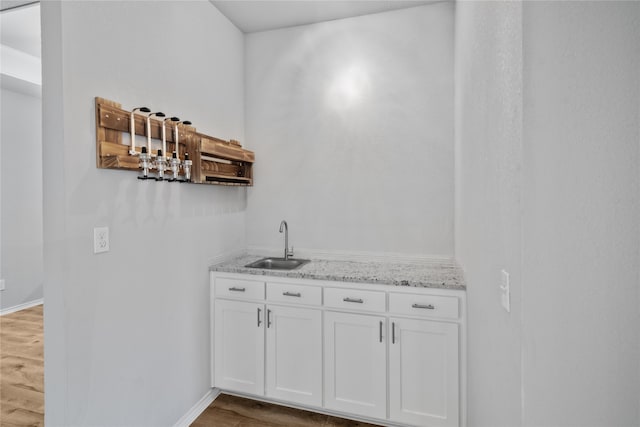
324,287 -> 386,312
389,293 -> 459,319
267,282 -> 322,306
215,277 -> 264,300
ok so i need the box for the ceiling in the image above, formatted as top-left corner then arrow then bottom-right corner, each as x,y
0,1 -> 40,57
209,0 -> 439,33
0,0 -> 35,11
0,1 -> 442,57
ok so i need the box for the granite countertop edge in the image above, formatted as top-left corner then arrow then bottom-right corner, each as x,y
209,255 -> 466,291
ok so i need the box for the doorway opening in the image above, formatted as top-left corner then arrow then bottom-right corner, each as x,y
0,1 -> 44,424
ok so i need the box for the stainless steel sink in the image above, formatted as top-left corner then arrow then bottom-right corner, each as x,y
245,257 -> 310,270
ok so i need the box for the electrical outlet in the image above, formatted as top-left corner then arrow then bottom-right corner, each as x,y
500,269 -> 510,312
94,227 -> 110,254
0,279 -> 5,291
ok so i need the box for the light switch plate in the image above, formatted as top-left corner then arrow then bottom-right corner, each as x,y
94,227 -> 110,254
0,279 -> 5,291
500,269 -> 510,312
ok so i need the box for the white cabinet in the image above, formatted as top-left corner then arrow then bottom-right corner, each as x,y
324,311 -> 387,420
266,305 -> 322,406
213,299 -> 265,395
212,273 -> 466,427
213,281 -> 323,407
389,317 -> 459,427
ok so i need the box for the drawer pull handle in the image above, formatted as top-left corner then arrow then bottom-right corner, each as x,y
283,292 -> 301,297
229,287 -> 246,292
392,322 -> 396,344
343,297 -> 364,304
412,303 -> 435,310
257,307 -> 262,327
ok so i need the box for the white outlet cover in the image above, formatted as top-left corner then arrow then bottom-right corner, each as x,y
0,279 -> 5,291
500,269 -> 510,313
94,227 -> 110,254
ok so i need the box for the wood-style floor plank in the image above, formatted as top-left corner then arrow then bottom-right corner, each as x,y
191,394 -> 381,427
0,305 -> 44,427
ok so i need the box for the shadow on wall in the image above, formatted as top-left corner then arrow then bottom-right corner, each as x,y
67,166 -> 248,227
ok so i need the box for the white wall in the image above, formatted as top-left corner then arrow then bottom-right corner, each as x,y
454,1 -> 523,425
522,2 -> 639,425
456,1 -> 640,426
245,3 -> 454,258
0,86 -> 43,310
41,1 -> 245,425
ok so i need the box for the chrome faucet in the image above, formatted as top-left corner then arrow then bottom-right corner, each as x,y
279,220 -> 294,260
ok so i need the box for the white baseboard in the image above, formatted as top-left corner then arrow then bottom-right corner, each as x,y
247,246 -> 455,265
0,298 -> 44,316
173,388 -> 220,427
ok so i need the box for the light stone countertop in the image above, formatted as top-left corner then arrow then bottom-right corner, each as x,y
210,254 -> 466,291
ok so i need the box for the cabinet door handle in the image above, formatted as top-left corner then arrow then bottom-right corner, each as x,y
392,322 -> 396,344
267,309 -> 272,328
412,303 -> 435,310
379,321 -> 383,343
229,287 -> 246,292
283,291 -> 301,297
257,307 -> 262,327
343,297 -> 364,304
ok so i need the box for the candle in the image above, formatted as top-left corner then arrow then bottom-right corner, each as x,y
162,121 -> 167,161
146,115 -> 152,154
130,111 -> 136,154
174,122 -> 179,156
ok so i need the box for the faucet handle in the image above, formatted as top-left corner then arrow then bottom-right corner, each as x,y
287,246 -> 294,257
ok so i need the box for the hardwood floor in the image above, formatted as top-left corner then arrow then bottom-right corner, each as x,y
0,305 -> 44,427
192,394 -> 381,427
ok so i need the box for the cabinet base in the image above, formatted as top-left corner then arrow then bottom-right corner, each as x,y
212,388 -> 412,427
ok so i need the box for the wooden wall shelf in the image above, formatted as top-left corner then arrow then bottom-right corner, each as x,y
95,97 -> 254,186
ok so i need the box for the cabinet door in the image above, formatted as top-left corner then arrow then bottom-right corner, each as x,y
389,318 -> 459,427
265,305 -> 322,406
324,311 -> 387,419
214,299 -> 265,395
